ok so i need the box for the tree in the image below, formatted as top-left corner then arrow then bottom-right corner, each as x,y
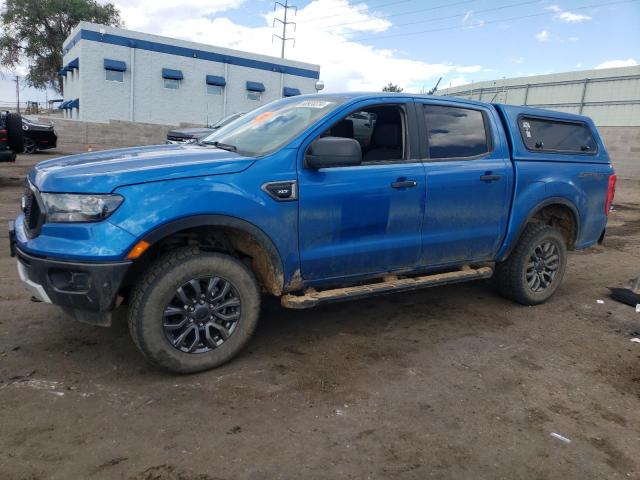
382,82 -> 403,92
0,0 -> 122,94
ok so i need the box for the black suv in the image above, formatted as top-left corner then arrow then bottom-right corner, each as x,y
21,117 -> 58,154
0,111 -> 23,162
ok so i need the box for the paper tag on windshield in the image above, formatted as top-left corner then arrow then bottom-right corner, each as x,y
296,100 -> 332,109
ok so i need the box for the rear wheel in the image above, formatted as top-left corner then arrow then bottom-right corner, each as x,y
5,113 -> 24,153
128,247 -> 261,373
495,223 -> 567,305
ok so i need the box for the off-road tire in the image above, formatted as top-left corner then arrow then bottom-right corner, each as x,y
495,223 -> 567,305
128,247 -> 261,373
5,113 -> 24,153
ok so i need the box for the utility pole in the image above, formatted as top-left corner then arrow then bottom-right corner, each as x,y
273,0 -> 296,59
15,75 -> 20,114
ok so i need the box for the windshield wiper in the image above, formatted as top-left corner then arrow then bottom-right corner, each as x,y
199,140 -> 237,152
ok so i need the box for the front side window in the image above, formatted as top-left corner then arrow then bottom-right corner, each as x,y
105,70 -> 123,82
318,105 -> 406,163
201,96 -> 346,157
247,91 -> 261,101
519,117 -> 596,153
423,104 -> 489,159
164,78 -> 180,90
207,85 -> 223,96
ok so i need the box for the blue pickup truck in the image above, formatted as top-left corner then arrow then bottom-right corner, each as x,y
10,93 -> 616,373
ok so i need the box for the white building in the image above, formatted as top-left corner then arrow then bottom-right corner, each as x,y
59,22 -> 321,125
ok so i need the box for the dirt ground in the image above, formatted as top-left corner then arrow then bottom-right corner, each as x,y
1,152 -> 639,480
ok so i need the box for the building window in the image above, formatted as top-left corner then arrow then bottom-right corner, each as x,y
207,84 -> 223,95
247,91 -> 261,101
106,69 -> 124,82
164,78 -> 180,90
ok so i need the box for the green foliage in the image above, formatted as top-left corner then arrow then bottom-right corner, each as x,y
382,82 -> 403,93
0,0 -> 122,93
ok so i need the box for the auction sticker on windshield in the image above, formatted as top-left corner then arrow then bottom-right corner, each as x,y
296,100 -> 334,109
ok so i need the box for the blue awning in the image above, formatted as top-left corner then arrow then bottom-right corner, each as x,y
67,58 -> 79,70
246,81 -> 265,92
58,100 -> 67,109
58,100 -> 71,109
104,59 -> 127,71
162,68 -> 183,80
206,75 -> 226,86
57,69 -> 67,77
283,87 -> 301,97
68,98 -> 80,109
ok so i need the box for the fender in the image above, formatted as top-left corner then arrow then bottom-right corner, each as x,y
497,196 -> 580,262
139,214 -> 286,295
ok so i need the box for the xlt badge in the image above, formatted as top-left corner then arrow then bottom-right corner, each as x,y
262,181 -> 298,201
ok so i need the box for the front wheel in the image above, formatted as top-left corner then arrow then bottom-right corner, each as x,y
128,247 -> 261,373
495,223 -> 567,305
23,138 -> 37,154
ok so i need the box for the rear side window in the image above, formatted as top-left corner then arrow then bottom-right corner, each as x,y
519,117 -> 596,154
423,105 -> 489,159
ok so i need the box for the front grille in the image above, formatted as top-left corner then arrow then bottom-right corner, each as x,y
22,182 -> 43,237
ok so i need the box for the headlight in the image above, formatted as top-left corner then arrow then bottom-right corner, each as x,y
41,193 -> 123,222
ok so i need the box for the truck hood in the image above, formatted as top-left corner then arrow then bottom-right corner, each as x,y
29,144 -> 256,193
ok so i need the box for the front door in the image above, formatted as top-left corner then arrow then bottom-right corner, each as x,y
298,101 -> 426,282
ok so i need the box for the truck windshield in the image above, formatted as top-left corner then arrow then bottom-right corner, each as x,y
200,96 -> 345,157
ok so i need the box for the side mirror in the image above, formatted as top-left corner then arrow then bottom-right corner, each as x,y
305,137 -> 362,170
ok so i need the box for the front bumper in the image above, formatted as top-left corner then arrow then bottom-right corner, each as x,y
10,222 -> 132,326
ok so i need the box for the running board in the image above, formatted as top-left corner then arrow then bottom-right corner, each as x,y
281,266 -> 494,309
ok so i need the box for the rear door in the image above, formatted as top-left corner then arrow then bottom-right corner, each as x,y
416,100 -> 512,265
297,100 -> 426,282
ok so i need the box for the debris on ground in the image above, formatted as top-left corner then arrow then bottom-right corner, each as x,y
631,338 -> 640,344
610,276 -> 640,309
597,299 -> 605,304
550,432 -> 572,443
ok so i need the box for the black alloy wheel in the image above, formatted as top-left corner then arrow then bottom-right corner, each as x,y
525,241 -> 560,292
163,276 -> 241,353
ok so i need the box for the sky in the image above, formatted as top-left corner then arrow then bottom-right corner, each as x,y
1,0 -> 639,104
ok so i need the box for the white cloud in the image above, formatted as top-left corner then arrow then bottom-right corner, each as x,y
456,65 -> 483,73
595,58 -> 638,69
546,5 -> 592,23
536,30 -> 550,42
114,0 -> 244,31
113,0 -> 482,93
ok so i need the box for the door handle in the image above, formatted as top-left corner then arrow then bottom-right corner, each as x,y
480,174 -> 502,182
391,180 -> 417,189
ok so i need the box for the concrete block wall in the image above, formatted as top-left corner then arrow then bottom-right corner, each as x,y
40,117 -> 198,153
599,127 -> 640,179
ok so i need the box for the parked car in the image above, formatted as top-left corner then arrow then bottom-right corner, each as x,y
21,117 -> 58,154
0,111 -> 23,162
166,112 -> 244,144
10,93 -> 616,373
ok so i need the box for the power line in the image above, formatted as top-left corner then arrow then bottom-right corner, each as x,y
273,0 -> 297,59
355,0 -> 541,34
351,0 -> 638,42
297,0 -> 414,24
315,0 -> 477,30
